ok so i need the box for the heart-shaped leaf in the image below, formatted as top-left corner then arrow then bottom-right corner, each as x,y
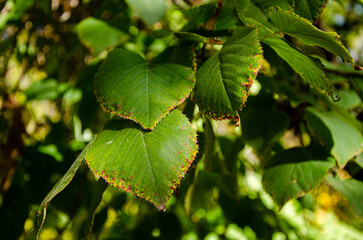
263,148 -> 334,208
95,49 -> 195,129
85,110 -> 198,211
193,27 -> 263,122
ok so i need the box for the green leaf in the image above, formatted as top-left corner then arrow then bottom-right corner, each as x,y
181,1 -> 216,25
203,118 -> 227,174
242,109 -> 289,154
326,175 -> 363,218
335,89 -> 361,109
75,17 -> 128,56
152,43 -> 195,67
0,0 -> 35,29
152,29 -> 173,39
193,27 -> 263,122
269,8 -> 355,66
181,0 -> 247,30
214,0 -> 246,30
125,0 -> 167,26
26,79 -> 63,101
294,0 -> 328,22
84,178 -> 108,240
219,138 -> 243,199
306,107 -> 363,167
85,110 -> 198,211
263,148 -> 334,207
243,16 -> 337,100
263,36 -> 335,99
37,138 -> 95,239
184,170 -> 219,215
244,3 -> 269,24
95,49 -> 195,130
174,32 -> 208,43
253,0 -> 293,16
355,153 -> 363,168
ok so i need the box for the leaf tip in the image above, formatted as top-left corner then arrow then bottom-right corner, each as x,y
354,64 -> 363,71
156,203 -> 167,212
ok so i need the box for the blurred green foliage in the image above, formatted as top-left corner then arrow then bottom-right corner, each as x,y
0,0 -> 363,239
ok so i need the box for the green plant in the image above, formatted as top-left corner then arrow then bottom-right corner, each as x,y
1,0 -> 363,239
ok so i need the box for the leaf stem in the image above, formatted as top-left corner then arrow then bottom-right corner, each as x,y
260,31 -> 281,42
204,0 -> 223,30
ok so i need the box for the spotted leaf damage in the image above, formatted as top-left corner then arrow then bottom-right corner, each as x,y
193,26 -> 263,124
85,110 -> 198,210
95,49 -> 195,130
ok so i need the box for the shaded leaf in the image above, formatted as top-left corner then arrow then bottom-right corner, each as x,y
84,178 -> 108,240
252,0 -> 293,16
294,0 -> 328,22
203,118 -> 227,174
181,1 -> 216,25
269,8 -> 355,66
214,0 -> 248,30
181,0 -> 247,30
263,148 -> 334,207
37,138 -> 95,239
335,90 -> 361,109
125,0 -> 167,26
263,36 -> 335,99
174,32 -> 208,43
85,110 -> 198,211
26,79 -> 65,101
95,49 -> 195,130
326,175 -> 363,218
184,170 -> 219,215
244,3 -> 269,24
355,153 -> 363,168
219,138 -> 243,199
75,17 -> 128,56
193,27 -> 263,122
306,107 -> 363,167
152,43 -> 195,67
242,109 -> 289,154
152,29 -> 173,39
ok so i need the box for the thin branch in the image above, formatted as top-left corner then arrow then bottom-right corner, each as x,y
204,0 -> 223,30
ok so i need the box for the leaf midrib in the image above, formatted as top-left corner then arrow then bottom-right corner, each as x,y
140,131 -> 162,204
272,13 -> 349,59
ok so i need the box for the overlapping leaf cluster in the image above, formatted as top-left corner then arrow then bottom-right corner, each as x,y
37,0 -> 363,238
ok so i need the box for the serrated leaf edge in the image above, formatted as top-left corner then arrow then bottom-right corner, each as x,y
269,7 -> 356,67
194,28 -> 263,123
95,62 -> 196,130
84,112 -> 199,211
262,160 -> 332,208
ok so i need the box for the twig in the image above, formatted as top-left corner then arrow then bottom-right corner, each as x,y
204,0 -> 223,30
